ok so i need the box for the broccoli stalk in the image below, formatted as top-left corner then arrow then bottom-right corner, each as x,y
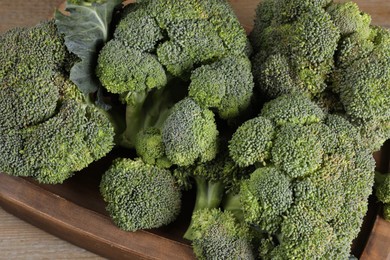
119,79 -> 186,149
183,177 -> 226,240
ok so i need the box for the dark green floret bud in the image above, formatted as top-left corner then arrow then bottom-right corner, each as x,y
100,158 -> 181,231
162,98 -> 219,166
96,40 -> 167,100
261,94 -> 326,126
189,55 -> 254,119
191,208 -> 255,260
240,167 -> 293,233
229,116 -> 275,167
271,124 -> 324,178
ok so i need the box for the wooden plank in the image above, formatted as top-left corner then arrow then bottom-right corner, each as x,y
361,215 -> 390,260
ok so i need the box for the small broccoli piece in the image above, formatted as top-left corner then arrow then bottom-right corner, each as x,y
162,98 -> 218,166
293,155 -> 345,221
375,172 -> 390,222
326,2 -> 371,39
384,204 -> 390,221
260,93 -> 326,126
228,117 -> 275,167
190,208 -> 255,260
272,124 -> 325,178
376,173 -> 390,204
240,167 -> 293,233
334,27 -> 390,122
100,158 -> 181,231
188,55 -> 254,119
0,21 -> 115,184
276,204 -> 336,259
134,127 -> 172,168
114,9 -> 163,52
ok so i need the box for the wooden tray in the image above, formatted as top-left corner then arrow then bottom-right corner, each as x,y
1,0 -> 390,259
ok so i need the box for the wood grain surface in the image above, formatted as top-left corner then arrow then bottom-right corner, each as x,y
0,0 -> 390,259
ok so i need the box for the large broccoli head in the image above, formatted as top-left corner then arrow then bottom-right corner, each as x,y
0,21 -> 115,184
228,94 -> 376,259
100,158 -> 181,231
251,0 -> 390,152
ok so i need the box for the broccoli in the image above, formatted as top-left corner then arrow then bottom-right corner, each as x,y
188,55 -> 254,119
100,158 -> 181,231
173,147 -> 246,240
0,21 -> 115,184
375,172 -> 390,221
190,208 -> 255,260
96,0 -> 254,164
227,94 -> 376,259
250,0 -> 390,152
250,0 -> 339,98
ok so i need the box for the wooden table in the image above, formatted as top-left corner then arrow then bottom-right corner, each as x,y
0,0 -> 389,259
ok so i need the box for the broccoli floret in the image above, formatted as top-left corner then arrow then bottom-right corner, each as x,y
240,167 -> 293,233
375,172 -> 390,222
275,204 -> 336,259
162,98 -> 218,166
250,1 -> 339,98
100,158 -> 181,231
190,208 -> 255,260
0,21 -> 115,184
326,2 -> 371,39
229,117 -> 275,167
188,55 -> 254,119
96,40 -> 167,99
260,94 -> 326,126
376,173 -> 390,204
334,27 -> 390,122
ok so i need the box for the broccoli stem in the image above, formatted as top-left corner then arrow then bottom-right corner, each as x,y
119,79 -> 187,149
223,192 -> 244,222
183,176 -> 225,241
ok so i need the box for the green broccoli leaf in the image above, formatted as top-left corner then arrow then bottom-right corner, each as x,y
55,0 -> 122,96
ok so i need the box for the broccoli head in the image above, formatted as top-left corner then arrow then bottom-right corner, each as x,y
188,55 -> 254,119
240,167 -> 293,233
100,158 -> 181,231
228,93 -> 376,258
191,208 -> 255,260
162,98 -> 218,166
0,21 -> 115,184
96,0 -> 254,160
250,0 -> 339,98
375,172 -> 390,222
